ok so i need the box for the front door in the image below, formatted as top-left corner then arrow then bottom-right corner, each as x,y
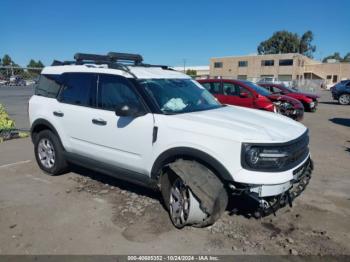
90,74 -> 154,174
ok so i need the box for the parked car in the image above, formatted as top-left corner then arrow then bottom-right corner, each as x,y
258,83 -> 319,112
198,79 -> 304,121
29,52 -> 312,228
8,75 -> 26,86
330,80 -> 350,105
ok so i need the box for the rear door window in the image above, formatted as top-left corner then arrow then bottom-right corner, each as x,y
59,73 -> 97,107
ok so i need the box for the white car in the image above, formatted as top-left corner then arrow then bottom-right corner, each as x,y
29,52 -> 313,228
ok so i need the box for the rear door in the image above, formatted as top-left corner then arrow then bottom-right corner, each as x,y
222,82 -> 254,108
56,72 -> 98,154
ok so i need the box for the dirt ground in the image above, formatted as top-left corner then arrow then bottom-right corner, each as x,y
0,89 -> 349,255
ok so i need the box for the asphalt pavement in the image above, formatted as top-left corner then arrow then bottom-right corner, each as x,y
0,85 -> 34,131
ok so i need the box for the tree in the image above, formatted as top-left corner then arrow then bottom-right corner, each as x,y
299,31 -> 316,58
257,30 -> 316,58
322,52 -> 350,63
186,69 -> 197,77
322,52 -> 342,62
27,59 -> 44,76
342,52 -> 350,63
0,54 -> 13,78
1,54 -> 12,66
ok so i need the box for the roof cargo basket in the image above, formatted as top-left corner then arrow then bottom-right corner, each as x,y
107,52 -> 143,65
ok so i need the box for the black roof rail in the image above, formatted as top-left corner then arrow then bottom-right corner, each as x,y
107,52 -> 143,65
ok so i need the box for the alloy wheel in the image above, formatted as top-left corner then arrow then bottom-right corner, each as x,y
169,177 -> 191,228
339,94 -> 350,105
37,138 -> 56,169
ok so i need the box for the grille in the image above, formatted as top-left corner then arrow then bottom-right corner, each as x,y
283,133 -> 309,167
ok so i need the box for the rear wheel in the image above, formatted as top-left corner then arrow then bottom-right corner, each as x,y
339,94 -> 350,105
34,130 -> 68,175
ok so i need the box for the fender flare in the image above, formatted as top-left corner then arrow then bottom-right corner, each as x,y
30,119 -> 64,148
151,147 -> 233,182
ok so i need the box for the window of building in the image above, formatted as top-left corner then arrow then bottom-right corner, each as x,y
59,73 -> 97,107
279,59 -> 293,66
238,61 -> 248,67
237,75 -> 247,80
261,60 -> 274,66
278,75 -> 293,81
332,75 -> 338,83
327,75 -> 332,80
98,74 -> 144,112
214,62 -> 223,68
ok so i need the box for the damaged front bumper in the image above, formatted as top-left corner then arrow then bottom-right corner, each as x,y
230,158 -> 313,217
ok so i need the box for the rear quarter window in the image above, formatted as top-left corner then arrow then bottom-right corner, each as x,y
35,74 -> 62,98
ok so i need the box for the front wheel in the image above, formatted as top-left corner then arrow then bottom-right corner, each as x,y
160,161 -> 228,228
339,94 -> 350,105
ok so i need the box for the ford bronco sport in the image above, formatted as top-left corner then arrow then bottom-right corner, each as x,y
29,52 -> 313,228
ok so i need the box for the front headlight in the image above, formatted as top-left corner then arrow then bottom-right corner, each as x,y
243,145 -> 289,170
241,132 -> 310,172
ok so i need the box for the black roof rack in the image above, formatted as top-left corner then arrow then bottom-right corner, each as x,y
51,52 -> 172,78
107,52 -> 143,65
74,53 -> 111,64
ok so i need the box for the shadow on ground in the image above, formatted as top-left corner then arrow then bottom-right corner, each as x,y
69,164 -> 161,200
69,164 -> 267,220
319,101 -> 340,106
329,118 -> 350,127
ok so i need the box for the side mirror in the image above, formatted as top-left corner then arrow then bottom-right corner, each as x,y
240,92 -> 249,98
115,104 -> 145,117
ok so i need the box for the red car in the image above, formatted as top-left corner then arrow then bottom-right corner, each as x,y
259,83 -> 319,112
198,79 -> 304,121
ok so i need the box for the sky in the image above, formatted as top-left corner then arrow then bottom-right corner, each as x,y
1,0 -> 350,67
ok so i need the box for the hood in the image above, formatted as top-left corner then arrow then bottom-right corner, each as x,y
161,105 -> 307,143
267,94 -> 304,109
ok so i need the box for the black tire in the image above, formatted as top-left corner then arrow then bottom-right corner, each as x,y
34,129 -> 68,176
160,162 -> 228,228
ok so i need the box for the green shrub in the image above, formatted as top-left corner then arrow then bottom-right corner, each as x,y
0,104 -> 15,131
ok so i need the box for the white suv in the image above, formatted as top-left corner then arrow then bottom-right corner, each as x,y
29,52 -> 313,228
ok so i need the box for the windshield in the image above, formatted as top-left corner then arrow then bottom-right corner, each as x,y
138,79 -> 222,114
242,81 -> 272,96
279,85 -> 297,93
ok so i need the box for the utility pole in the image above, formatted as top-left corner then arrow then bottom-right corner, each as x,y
183,59 -> 186,73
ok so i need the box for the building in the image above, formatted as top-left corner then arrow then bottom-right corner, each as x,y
173,66 -> 210,79
210,53 -> 350,86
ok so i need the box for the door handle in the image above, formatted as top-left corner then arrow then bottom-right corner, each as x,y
92,118 -> 107,126
53,111 -> 64,117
